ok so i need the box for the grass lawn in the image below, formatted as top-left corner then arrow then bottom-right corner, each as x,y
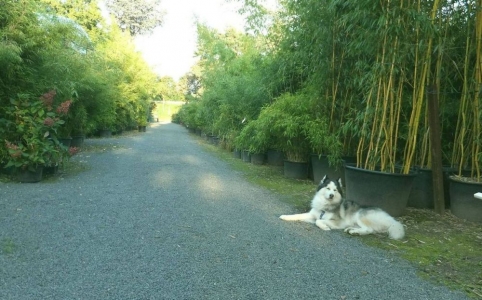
197,135 -> 482,299
154,101 -> 183,122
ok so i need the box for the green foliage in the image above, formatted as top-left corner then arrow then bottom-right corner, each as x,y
39,0 -> 106,42
193,24 -> 271,140
235,119 -> 270,154
176,100 -> 203,129
0,0 -> 161,142
155,101 -> 183,122
255,92 -> 311,162
158,76 -> 185,100
1,93 -> 72,170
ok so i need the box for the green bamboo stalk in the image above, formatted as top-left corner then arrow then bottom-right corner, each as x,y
472,0 -> 481,180
451,2 -> 473,175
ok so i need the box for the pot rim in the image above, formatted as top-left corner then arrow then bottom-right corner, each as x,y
345,163 -> 416,177
448,175 -> 482,186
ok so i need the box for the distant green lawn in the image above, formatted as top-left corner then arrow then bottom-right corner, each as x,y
155,101 -> 184,122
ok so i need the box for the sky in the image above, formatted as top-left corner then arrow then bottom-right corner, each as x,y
134,0 -> 246,81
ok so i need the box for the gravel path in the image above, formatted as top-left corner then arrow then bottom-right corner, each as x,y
0,123 -> 468,300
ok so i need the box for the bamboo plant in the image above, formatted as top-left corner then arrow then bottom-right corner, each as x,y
451,0 -> 482,181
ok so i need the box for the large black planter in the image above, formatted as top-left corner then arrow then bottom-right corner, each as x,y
233,149 -> 242,159
250,153 -> 265,165
242,150 -> 251,163
0,163 -> 15,175
44,165 -> 59,175
267,149 -> 284,166
283,160 -> 309,180
344,164 -> 416,217
311,154 -> 355,184
208,135 -> 220,146
100,129 -> 112,137
408,167 -> 459,209
407,168 -> 434,209
449,177 -> 482,223
15,166 -> 44,183
58,137 -> 72,148
70,135 -> 85,148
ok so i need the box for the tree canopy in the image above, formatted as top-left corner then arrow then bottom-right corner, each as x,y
104,0 -> 165,36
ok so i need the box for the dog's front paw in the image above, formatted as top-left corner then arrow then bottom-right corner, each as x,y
315,219 -> 331,231
344,227 -> 359,235
279,215 -> 288,220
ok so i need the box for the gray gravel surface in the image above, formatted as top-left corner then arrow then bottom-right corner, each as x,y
0,123 -> 468,300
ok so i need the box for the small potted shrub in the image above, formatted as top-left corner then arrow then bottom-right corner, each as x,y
304,117 -> 343,183
70,104 -> 87,147
235,120 -> 269,165
258,92 -> 312,179
137,117 -> 148,132
1,91 -> 72,182
234,125 -> 252,163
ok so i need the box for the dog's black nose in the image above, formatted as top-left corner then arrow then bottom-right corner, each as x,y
329,193 -> 334,199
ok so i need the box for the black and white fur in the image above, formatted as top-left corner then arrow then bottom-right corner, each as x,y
280,175 -> 405,240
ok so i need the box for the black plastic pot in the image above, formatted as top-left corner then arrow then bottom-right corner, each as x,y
233,149 -> 241,159
449,177 -> 482,223
208,135 -> 219,145
44,165 -> 59,175
100,129 -> 112,137
70,135 -> 85,148
242,150 -> 251,163
0,163 -> 15,175
267,149 -> 284,166
344,164 -> 416,217
58,137 -> 72,147
311,154 -> 355,184
15,166 -> 43,183
250,153 -> 265,165
407,168 -> 434,209
284,160 -> 309,180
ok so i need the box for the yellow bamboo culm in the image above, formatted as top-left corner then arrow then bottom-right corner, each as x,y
402,0 -> 440,175
451,1 -> 477,176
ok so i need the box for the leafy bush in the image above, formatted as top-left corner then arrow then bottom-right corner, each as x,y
1,92 -> 72,170
235,120 -> 270,154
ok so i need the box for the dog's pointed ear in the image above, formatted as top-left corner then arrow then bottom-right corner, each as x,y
337,178 -> 343,188
316,175 -> 328,192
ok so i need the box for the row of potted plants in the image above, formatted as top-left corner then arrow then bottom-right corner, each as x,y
173,0 -> 481,223
186,118 -> 481,223
0,89 -> 154,183
175,87 -> 481,223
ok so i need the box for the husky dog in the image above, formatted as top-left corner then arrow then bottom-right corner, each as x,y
280,176 -> 405,240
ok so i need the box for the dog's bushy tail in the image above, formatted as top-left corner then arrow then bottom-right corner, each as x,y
387,220 -> 405,240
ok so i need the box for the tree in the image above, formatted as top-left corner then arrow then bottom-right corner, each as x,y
39,0 -> 106,42
184,72 -> 202,98
157,76 -> 185,100
105,0 -> 165,36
